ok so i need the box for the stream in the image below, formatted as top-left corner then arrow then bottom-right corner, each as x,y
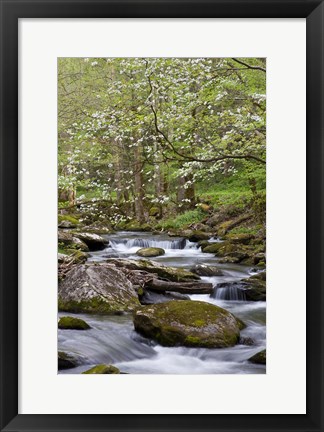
58,231 -> 266,374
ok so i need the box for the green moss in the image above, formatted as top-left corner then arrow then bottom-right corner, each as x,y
135,260 -> 199,282
202,243 -> 223,254
58,351 -> 77,370
82,364 -> 120,374
185,335 -> 201,345
58,296 -> 135,315
58,316 -> 90,330
65,249 -> 88,263
58,214 -> 80,225
193,319 -> 205,327
124,222 -> 151,231
148,301 -> 222,327
224,233 -> 254,244
137,287 -> 144,297
134,300 -> 243,348
137,247 -> 165,257
149,207 -> 160,217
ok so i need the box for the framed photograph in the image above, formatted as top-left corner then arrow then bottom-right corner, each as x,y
1,0 -> 323,431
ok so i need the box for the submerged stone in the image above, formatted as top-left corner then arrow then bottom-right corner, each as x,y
248,349 -> 266,364
82,364 -> 120,374
190,264 -> 224,277
58,351 -> 78,370
136,247 -> 165,257
133,300 -> 244,348
58,316 -> 90,330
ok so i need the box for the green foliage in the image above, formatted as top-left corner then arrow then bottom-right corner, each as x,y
58,57 -> 266,225
158,208 -> 206,229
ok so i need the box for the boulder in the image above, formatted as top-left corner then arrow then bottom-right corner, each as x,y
248,349 -> 266,364
58,316 -> 90,330
190,264 -> 224,277
201,242 -> 223,254
149,207 -> 160,217
188,231 -> 211,242
224,233 -> 255,245
64,249 -> 88,264
198,240 -> 210,249
136,247 -> 165,257
242,273 -> 266,301
124,222 -> 152,232
58,214 -> 80,228
215,273 -> 266,301
58,253 -> 69,264
58,230 -> 89,252
73,232 -> 108,251
82,364 -> 120,374
106,259 -> 200,282
58,351 -> 78,370
133,300 -> 244,348
58,220 -> 76,229
217,215 -> 252,236
58,263 -> 141,314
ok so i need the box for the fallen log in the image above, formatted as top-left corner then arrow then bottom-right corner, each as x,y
145,278 -> 214,294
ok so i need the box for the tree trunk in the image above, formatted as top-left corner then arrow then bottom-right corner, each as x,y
133,143 -> 145,224
145,278 -> 213,294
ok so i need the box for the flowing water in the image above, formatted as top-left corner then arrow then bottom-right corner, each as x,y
59,231 -> 266,374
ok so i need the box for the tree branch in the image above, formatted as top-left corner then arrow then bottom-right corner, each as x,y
231,58 -> 266,73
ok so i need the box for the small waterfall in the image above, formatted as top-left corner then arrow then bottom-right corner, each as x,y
213,284 -> 246,301
109,238 -> 188,250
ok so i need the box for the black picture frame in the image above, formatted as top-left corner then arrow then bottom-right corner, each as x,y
1,1 -> 323,431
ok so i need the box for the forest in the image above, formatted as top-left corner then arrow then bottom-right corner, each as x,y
58,58 -> 266,375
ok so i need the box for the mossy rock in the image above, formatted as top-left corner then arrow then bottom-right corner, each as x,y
58,351 -> 78,370
58,316 -> 90,330
133,300 -> 244,348
242,274 -> 266,300
82,364 -> 120,374
198,240 -> 210,250
217,274 -> 266,301
58,263 -> 141,314
58,214 -> 80,228
217,214 -> 252,236
188,231 -> 211,242
124,222 -> 151,232
58,230 -> 89,252
106,258 -> 200,283
196,203 -> 211,213
136,247 -> 165,257
65,249 -> 88,264
202,242 -> 223,254
72,232 -> 108,251
248,349 -> 266,364
149,207 -> 160,217
224,233 -> 255,245
190,264 -> 224,277
253,252 -> 266,265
